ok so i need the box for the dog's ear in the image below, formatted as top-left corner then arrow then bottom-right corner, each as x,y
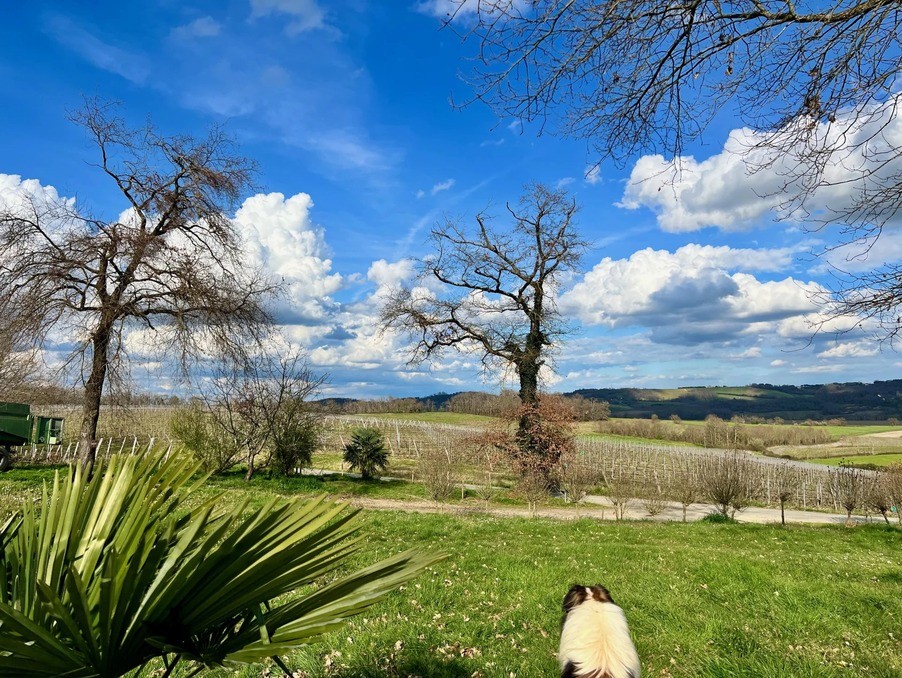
562,584 -> 586,613
591,584 -> 613,604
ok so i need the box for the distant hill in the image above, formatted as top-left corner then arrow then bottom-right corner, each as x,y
318,379 -> 902,421
567,380 -> 902,421
317,380 -> 902,422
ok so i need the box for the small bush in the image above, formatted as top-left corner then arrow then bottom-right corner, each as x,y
641,481 -> 669,517
343,428 -> 389,480
420,446 -> 456,506
169,404 -> 242,473
556,449 -> 599,506
699,451 -> 759,518
701,512 -> 736,524
472,444 -> 502,505
516,467 -> 549,517
828,462 -> 866,520
269,411 -> 321,476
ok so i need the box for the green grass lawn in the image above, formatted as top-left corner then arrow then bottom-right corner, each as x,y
807,453 -> 902,468
262,514 -> 900,678
0,466 -> 899,677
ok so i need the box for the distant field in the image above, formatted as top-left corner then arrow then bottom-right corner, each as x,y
357,411 -> 497,426
580,430 -> 696,447
807,453 -> 902,468
826,425 -> 902,437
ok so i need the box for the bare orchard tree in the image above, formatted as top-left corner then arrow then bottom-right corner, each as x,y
0,101 -> 276,467
699,451 -> 758,519
196,348 -> 325,480
828,462 -> 866,521
382,183 -> 585,458
449,1 -> 902,339
866,471 -> 893,525
772,462 -> 799,526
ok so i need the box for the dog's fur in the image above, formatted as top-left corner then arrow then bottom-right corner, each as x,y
558,584 -> 641,678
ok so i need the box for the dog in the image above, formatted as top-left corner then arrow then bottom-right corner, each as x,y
558,584 -> 641,678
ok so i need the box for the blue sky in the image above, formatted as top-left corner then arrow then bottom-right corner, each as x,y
1,1 -> 899,398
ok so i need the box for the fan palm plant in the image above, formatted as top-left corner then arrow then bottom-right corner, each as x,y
0,451 -> 442,676
343,427 -> 389,480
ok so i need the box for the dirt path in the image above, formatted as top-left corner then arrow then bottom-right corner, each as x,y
347,495 -> 872,526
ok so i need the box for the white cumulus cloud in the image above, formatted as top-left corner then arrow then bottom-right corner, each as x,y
560,243 -> 821,345
234,191 -> 342,322
818,341 -> 879,359
620,97 -> 902,234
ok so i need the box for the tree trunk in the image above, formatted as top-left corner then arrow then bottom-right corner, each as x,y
517,357 -> 539,407
780,501 -> 785,526
515,357 -> 541,463
78,325 -> 113,470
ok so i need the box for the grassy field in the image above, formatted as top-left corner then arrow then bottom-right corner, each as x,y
823,425 -> 902,438
807,453 -> 902,468
0,466 -> 899,677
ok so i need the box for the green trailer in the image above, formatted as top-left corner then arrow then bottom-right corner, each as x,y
0,402 -> 64,471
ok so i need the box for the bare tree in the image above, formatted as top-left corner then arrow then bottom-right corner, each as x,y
699,451 -> 757,519
866,471 -> 893,525
828,462 -> 866,521
194,349 -> 325,480
382,183 -> 585,458
0,101 -> 276,467
673,472 -> 700,523
448,1 -> 902,339
557,448 -> 600,508
885,463 -> 902,525
772,462 -> 798,526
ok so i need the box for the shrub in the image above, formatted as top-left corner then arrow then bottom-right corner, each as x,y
699,451 -> 758,518
673,463 -> 701,522
343,427 -> 389,479
169,403 -> 243,473
601,470 -> 636,520
471,443 -> 502,505
269,408 -> 321,476
0,452 -> 441,676
557,448 -> 599,506
420,445 -> 456,507
828,462 -> 866,520
866,472 -> 893,525
701,512 -> 735,524
517,467 -> 549,517
641,480 -> 669,518
885,463 -> 902,525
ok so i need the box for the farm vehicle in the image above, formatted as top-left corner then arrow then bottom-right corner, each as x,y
0,401 -> 64,471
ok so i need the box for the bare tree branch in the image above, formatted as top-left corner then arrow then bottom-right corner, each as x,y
0,100 -> 279,467
451,0 -> 902,341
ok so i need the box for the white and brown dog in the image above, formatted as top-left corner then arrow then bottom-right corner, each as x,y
559,584 -> 641,678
